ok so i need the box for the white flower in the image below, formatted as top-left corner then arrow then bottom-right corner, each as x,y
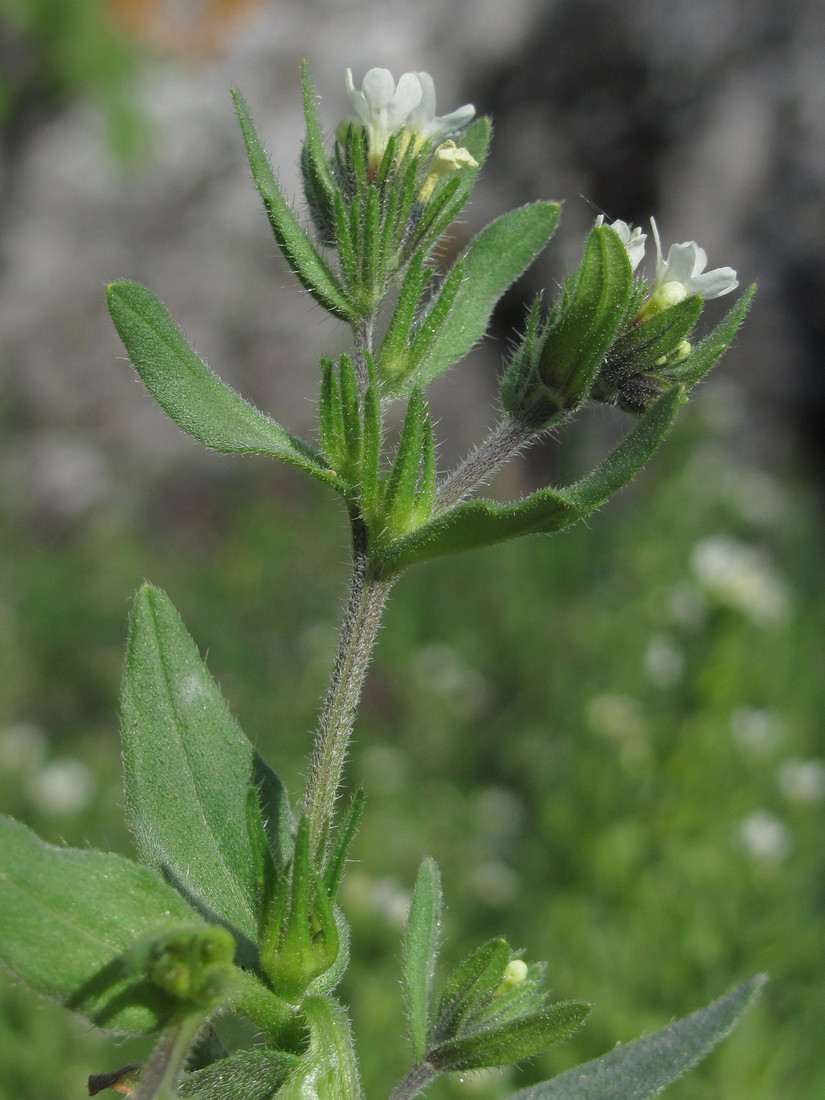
649,217 -> 738,306
594,215 -> 647,272
345,68 -> 474,162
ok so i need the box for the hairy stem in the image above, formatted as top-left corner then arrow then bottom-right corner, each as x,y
133,1011 -> 208,1100
304,516 -> 394,857
434,405 -> 559,513
387,1062 -> 437,1100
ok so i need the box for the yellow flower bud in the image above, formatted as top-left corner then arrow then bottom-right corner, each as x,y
419,141 -> 479,201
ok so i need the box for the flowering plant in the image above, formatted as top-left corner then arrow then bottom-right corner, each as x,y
0,62 -> 762,1100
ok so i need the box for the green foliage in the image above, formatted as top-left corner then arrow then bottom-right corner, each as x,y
0,58 -> 764,1100
122,584 -> 293,968
0,815 -> 203,1033
512,977 -> 767,1099
382,202 -> 562,397
232,90 -> 355,321
372,387 -> 684,576
106,282 -> 341,492
403,858 -> 443,1062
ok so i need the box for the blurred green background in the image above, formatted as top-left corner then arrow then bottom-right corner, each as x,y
1,1 -> 824,1098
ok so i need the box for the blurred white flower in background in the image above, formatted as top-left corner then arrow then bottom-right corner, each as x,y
644,633 -> 685,688
731,707 -> 785,755
690,536 -> 790,627
777,758 -> 825,804
26,757 -> 95,816
0,723 -> 46,775
736,810 -> 791,863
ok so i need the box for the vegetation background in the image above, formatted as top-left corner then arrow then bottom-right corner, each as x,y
1,1 -> 824,1098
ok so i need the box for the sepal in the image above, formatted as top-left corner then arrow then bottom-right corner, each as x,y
258,817 -> 340,1002
300,60 -> 337,246
532,225 -> 633,416
232,89 -> 355,321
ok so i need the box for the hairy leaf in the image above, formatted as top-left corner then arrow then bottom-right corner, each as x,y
507,976 -> 766,1099
232,89 -> 354,320
121,583 -> 293,968
385,202 -> 561,396
403,857 -> 443,1061
107,281 -> 343,492
0,815 -> 202,1033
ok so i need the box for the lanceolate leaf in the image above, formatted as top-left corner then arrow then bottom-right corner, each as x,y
180,1050 -> 300,1100
674,285 -> 756,390
403,857 -> 443,1061
507,976 -> 766,1100
430,1002 -> 591,1072
374,387 -> 682,575
384,202 -> 561,397
0,815 -> 203,1034
232,89 -> 354,321
107,281 -> 343,493
121,584 -> 293,968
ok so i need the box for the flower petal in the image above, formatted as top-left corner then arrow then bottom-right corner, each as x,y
684,267 -> 739,299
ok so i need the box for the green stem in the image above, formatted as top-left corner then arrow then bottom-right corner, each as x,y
387,1062 -> 437,1100
303,516 -> 394,858
434,405 -> 557,513
229,971 -> 303,1050
133,1011 -> 208,1100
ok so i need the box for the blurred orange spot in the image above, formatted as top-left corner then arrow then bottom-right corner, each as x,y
107,0 -> 263,57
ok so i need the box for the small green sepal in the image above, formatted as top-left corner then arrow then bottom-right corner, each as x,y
259,816 -> 340,1003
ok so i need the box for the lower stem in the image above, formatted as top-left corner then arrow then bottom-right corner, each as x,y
303,516 -> 394,857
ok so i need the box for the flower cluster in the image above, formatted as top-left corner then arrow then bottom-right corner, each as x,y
344,67 -> 475,167
598,214 -> 739,313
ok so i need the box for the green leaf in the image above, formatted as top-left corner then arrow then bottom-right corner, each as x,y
0,815 -> 203,1034
180,1050 -> 300,1100
673,285 -> 756,390
430,1002 -> 591,1072
232,89 -> 354,321
374,387 -> 682,575
403,857 -> 443,1061
563,385 -> 683,512
107,281 -> 343,493
507,976 -> 766,1100
121,583 -> 293,969
385,202 -> 561,396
